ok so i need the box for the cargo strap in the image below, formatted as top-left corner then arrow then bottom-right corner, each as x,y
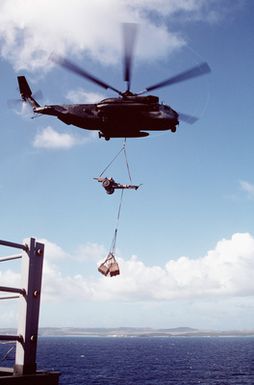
99,139 -> 132,183
109,189 -> 124,255
123,140 -> 132,184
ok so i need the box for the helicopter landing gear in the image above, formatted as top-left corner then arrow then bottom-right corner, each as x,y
171,126 -> 176,133
98,132 -> 110,141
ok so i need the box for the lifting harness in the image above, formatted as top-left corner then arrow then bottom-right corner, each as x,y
97,139 -> 134,277
98,138 -> 133,183
98,189 -> 124,277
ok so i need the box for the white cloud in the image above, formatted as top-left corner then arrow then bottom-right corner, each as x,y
37,239 -> 70,261
0,269 -> 21,288
36,232 -> 254,302
39,239 -> 106,262
0,0 -> 231,72
1,233 -> 254,326
129,0 -> 205,15
2,233 -> 254,303
135,0 -> 245,24
0,308 -> 18,326
66,89 -> 106,104
32,126 -> 92,149
240,180 -> 254,199
74,243 -> 107,262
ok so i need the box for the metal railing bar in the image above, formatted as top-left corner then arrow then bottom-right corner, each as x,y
0,240 -> 28,252
0,286 -> 25,296
0,255 -> 22,263
0,295 -> 20,300
0,335 -> 23,343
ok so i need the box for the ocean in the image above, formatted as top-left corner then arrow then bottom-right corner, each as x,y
1,336 -> 254,384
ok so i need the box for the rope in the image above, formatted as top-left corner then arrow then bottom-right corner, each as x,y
109,189 -> 124,255
99,139 -> 133,257
99,146 -> 125,177
123,139 -> 132,184
110,229 -> 118,256
99,139 -> 133,184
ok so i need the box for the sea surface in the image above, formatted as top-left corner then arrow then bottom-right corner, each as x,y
1,336 -> 254,384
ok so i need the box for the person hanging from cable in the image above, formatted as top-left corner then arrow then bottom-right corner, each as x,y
94,138 -> 141,194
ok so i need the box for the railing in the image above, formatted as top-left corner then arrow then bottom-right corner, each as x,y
0,238 -> 44,375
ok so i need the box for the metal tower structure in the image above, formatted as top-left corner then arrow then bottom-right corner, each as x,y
0,237 -> 60,384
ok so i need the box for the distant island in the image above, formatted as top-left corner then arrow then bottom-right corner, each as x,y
1,327 -> 253,338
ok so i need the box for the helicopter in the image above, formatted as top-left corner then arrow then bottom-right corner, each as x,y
16,24 -> 211,141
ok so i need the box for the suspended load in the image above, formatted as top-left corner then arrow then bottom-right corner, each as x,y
94,177 -> 140,194
98,252 -> 120,277
97,189 -> 124,277
96,139 -> 138,276
95,139 -> 140,195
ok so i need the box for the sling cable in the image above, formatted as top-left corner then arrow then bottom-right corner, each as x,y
96,139 -> 141,277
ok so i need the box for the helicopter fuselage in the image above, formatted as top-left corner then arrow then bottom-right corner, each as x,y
35,95 -> 179,140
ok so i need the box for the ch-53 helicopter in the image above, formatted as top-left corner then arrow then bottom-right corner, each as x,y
16,24 -> 211,141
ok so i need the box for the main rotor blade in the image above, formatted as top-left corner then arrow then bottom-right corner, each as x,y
52,55 -> 123,96
122,23 -> 138,91
144,62 -> 211,93
178,112 -> 198,124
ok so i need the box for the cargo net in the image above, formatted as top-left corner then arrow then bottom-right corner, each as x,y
98,252 -> 120,277
98,190 -> 123,277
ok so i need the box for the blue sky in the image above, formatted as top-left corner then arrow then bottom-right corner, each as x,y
0,0 -> 254,330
